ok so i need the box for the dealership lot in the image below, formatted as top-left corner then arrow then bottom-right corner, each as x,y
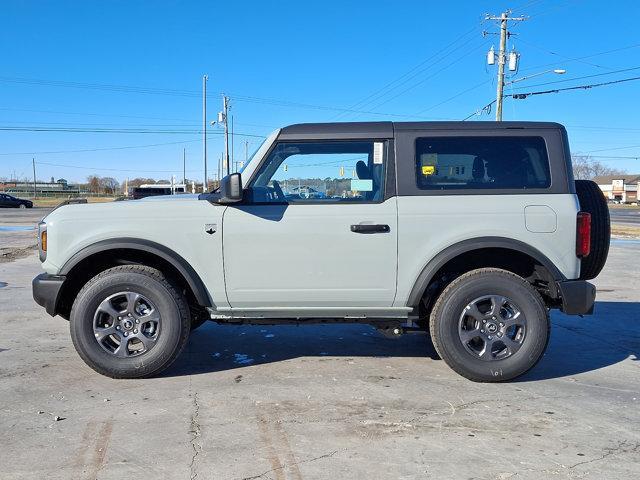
0,232 -> 639,479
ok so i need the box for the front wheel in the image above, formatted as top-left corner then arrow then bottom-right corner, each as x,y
70,265 -> 191,378
429,268 -> 549,382
19,203 -> 26,209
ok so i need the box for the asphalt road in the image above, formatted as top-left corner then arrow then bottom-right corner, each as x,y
0,206 -> 51,224
1,241 -> 639,479
609,208 -> 640,225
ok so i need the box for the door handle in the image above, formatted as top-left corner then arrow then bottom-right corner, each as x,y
350,224 -> 390,234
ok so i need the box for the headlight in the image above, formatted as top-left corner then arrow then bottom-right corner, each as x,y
38,221 -> 47,262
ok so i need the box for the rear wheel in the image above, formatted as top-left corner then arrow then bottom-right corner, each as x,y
575,179 -> 610,280
429,268 -> 549,382
70,265 -> 190,378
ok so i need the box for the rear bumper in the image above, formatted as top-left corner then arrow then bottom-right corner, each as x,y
557,280 -> 596,315
32,273 -> 65,317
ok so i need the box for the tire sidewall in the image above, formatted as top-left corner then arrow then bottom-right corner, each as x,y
434,273 -> 549,381
70,271 -> 185,377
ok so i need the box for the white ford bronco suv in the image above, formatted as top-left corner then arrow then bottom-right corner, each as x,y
32,122 -> 610,382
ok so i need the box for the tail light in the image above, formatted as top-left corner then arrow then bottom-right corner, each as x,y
576,212 -> 591,258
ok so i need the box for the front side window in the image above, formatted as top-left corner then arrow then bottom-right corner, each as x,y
249,141 -> 386,203
415,136 -> 551,190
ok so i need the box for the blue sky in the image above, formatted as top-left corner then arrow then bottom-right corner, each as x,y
1,0 -> 639,184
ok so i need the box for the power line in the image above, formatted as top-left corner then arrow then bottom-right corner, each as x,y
33,160 -> 199,174
585,144 -> 640,153
515,38 -> 614,70
509,75 -> 640,97
414,81 -> 490,116
587,155 -> 640,160
464,75 -> 640,119
0,75 -> 446,119
510,65 -> 640,89
332,25 -> 481,120
364,38 -> 491,113
519,43 -> 640,72
0,126 -> 266,137
0,106 -> 195,123
0,139 -> 203,156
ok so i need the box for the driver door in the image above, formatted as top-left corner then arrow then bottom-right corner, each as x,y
222,139 -> 398,309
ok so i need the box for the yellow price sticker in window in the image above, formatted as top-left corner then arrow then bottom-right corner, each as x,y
422,165 -> 435,176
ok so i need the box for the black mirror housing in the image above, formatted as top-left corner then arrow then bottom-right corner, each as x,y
217,173 -> 243,203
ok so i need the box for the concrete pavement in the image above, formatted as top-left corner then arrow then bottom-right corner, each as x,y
0,243 -> 639,479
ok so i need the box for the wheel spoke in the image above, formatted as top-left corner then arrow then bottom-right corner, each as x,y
137,333 -> 157,350
502,336 -> 523,355
125,292 -> 141,314
97,298 -> 122,319
138,308 -> 160,324
490,296 -> 505,317
459,327 -> 481,344
480,339 -> 496,360
114,337 -> 130,357
94,325 -> 117,342
465,303 -> 485,321
503,311 -> 523,328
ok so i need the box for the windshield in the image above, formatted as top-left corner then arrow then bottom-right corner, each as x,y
239,129 -> 280,183
239,140 -> 265,173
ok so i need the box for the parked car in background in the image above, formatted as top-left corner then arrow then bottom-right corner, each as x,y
0,193 -> 33,208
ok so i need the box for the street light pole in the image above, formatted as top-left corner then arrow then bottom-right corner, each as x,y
505,69 -> 567,86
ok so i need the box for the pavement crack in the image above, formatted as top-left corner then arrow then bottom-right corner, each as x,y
189,387 -> 202,480
239,450 -> 339,480
567,441 -> 640,469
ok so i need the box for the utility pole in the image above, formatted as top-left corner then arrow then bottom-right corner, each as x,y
220,95 -> 230,177
182,148 -> 186,185
202,74 -> 209,192
231,115 -> 234,172
32,158 -> 36,199
245,140 -> 249,163
485,11 -> 526,121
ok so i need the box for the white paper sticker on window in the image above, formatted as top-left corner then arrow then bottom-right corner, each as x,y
351,179 -> 373,192
373,142 -> 384,164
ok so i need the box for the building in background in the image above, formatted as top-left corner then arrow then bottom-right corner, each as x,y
593,174 -> 640,204
0,178 -> 88,197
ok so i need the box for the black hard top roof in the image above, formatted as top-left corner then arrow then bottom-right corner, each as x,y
279,121 -> 565,140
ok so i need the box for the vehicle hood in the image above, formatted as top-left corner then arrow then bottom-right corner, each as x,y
43,195 -> 223,226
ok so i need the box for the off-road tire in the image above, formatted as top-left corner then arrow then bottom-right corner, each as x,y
575,179 -> 610,280
429,268 -> 550,382
70,265 -> 191,378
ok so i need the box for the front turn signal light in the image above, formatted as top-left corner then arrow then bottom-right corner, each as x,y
41,230 -> 47,252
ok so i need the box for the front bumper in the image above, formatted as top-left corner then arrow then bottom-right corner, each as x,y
557,280 -> 596,315
32,273 -> 65,317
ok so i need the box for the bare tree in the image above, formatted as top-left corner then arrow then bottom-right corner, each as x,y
87,175 -> 101,194
99,177 -> 120,195
128,177 -> 156,187
572,155 -> 627,180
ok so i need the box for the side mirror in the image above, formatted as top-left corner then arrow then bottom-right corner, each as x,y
217,173 -> 243,203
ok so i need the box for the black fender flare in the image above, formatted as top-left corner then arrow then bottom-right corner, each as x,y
60,238 -> 212,306
406,236 -> 566,308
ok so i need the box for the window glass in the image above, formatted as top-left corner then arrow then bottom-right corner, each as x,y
415,136 -> 550,190
250,141 -> 386,203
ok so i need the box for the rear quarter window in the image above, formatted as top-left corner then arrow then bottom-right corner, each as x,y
415,136 -> 551,190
